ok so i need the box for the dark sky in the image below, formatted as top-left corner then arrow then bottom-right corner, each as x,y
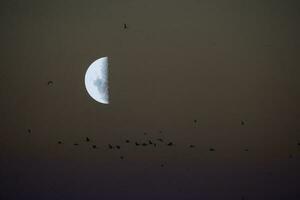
1,0 -> 300,199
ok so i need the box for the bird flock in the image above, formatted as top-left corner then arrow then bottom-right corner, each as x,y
27,117 -> 300,166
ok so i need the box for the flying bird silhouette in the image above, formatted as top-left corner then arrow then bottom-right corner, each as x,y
157,138 -> 164,142
193,119 -> 198,127
167,142 -> 173,146
47,81 -> 53,86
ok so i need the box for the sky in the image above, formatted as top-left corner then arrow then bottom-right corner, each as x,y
1,0 -> 300,199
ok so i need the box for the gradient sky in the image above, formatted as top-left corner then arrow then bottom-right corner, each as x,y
1,0 -> 300,199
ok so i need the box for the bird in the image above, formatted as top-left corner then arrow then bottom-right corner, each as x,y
135,142 -> 140,146
27,129 -> 31,133
108,144 -> 113,149
297,142 -> 300,146
209,148 -> 215,151
153,143 -> 157,147
148,140 -> 153,145
125,140 -> 130,143
120,156 -> 124,160
244,148 -> 249,152
189,145 -> 195,148
241,120 -> 245,125
123,23 -> 128,29
157,138 -> 164,142
58,141 -> 62,144
116,145 -> 120,149
142,143 -> 147,146
167,142 -> 173,146
74,143 -> 79,146
92,145 -> 97,149
47,81 -> 53,86
86,137 -> 90,142
193,119 -> 198,127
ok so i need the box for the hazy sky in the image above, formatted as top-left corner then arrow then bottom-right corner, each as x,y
1,0 -> 300,199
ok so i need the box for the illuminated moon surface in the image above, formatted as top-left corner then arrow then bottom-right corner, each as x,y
84,57 -> 109,104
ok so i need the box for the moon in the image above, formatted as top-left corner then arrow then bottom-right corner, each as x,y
84,57 -> 109,104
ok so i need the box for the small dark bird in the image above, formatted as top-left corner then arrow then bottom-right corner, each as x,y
58,141 -> 62,144
125,140 -> 130,143
86,137 -> 90,142
193,119 -> 198,127
123,23 -> 128,29
149,140 -> 153,145
297,142 -> 300,146
108,144 -> 113,149
135,142 -> 140,146
157,138 -> 164,142
244,149 -> 249,151
209,148 -> 215,151
153,143 -> 157,147
47,81 -> 53,86
241,120 -> 245,125
116,145 -> 120,149
120,156 -> 124,160
167,142 -> 173,146
27,129 -> 31,133
92,145 -> 97,149
142,143 -> 147,146
74,143 -> 79,146
189,145 -> 195,148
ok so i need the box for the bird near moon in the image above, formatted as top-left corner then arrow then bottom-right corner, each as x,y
84,57 -> 109,104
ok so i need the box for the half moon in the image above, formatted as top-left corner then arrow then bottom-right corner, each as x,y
84,57 -> 109,104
